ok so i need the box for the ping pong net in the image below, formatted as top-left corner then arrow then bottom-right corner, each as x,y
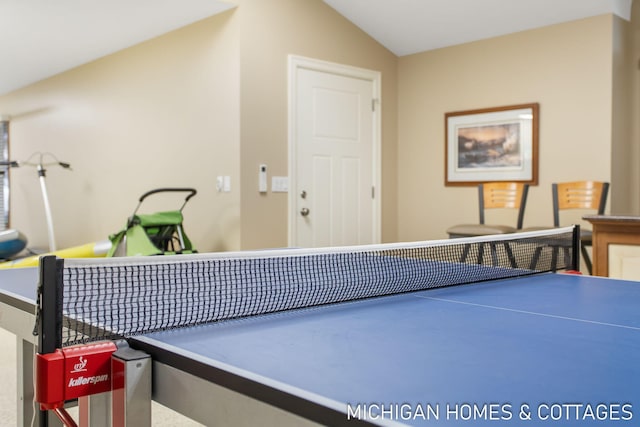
36,226 -> 578,348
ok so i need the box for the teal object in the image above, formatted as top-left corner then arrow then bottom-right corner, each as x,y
0,229 -> 27,259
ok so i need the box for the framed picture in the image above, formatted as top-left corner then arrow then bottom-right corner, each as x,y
445,103 -> 539,186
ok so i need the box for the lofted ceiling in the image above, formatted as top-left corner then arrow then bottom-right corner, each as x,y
0,0 -> 633,97
324,0 -> 632,56
0,0 -> 236,96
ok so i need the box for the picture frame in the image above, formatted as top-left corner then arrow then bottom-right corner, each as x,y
445,103 -> 539,186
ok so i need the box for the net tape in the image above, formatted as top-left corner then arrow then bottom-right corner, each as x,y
58,226 -> 576,346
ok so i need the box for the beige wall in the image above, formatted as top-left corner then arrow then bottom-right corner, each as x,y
622,0 -> 640,216
612,14 -> 636,215
1,3 -> 637,255
0,0 -> 398,253
236,0 -> 398,249
398,15 -> 616,241
0,11 -> 242,252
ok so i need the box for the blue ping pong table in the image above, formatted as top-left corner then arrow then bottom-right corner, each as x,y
1,266 -> 639,426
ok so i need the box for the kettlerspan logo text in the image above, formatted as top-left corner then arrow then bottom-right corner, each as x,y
68,374 -> 110,388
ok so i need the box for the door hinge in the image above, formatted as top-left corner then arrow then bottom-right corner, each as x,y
371,186 -> 375,198
371,98 -> 378,112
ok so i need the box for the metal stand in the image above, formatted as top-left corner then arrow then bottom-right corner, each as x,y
0,152 -> 71,252
111,343 -> 152,427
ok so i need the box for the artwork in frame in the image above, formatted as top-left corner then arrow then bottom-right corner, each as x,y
445,103 -> 539,186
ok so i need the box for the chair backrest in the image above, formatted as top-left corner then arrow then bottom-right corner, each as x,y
478,182 -> 529,228
552,181 -> 609,227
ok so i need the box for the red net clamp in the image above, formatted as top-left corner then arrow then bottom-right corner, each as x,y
36,341 -> 118,410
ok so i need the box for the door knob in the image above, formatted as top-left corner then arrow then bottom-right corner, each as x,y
300,207 -> 310,216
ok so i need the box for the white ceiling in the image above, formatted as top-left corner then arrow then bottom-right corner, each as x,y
0,0 -> 633,97
0,0 -> 236,96
324,0 -> 633,56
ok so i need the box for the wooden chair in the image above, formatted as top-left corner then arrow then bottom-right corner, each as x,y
552,181 -> 609,274
447,182 -> 529,267
525,181 -> 609,272
446,182 -> 529,238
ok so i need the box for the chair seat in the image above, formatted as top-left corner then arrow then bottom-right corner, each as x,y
522,226 -> 592,241
446,224 -> 517,238
520,226 -> 553,232
580,229 -> 592,241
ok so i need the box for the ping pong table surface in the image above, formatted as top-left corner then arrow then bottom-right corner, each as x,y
1,266 -> 639,426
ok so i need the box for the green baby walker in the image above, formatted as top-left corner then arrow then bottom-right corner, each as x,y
108,188 -> 197,257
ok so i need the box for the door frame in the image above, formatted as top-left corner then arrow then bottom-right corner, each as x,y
287,55 -> 381,247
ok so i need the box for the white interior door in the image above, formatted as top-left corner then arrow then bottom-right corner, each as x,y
289,57 -> 381,248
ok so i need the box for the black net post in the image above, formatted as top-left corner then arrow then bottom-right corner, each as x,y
37,255 -> 64,351
36,255 -> 64,427
571,225 -> 581,272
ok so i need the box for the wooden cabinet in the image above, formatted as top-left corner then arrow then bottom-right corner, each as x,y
584,215 -> 640,279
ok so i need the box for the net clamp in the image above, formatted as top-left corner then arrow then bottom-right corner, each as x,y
35,341 -> 117,411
